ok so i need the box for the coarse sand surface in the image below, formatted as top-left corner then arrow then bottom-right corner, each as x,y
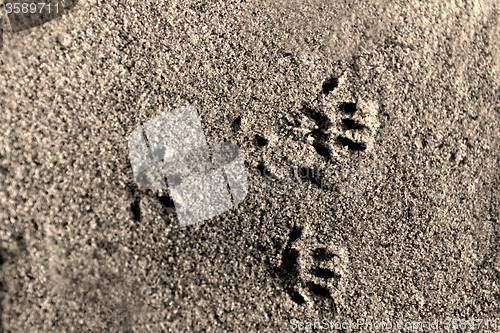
1,0 -> 500,331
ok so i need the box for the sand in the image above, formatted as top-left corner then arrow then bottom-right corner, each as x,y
1,0 -> 499,331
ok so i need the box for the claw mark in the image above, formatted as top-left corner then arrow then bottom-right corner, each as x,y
311,247 -> 337,261
322,76 -> 339,94
306,282 -> 331,298
232,116 -> 241,134
337,136 -> 367,151
270,224 -> 348,307
254,134 -> 269,147
339,102 -> 357,116
301,72 -> 380,156
341,118 -> 366,131
311,268 -> 341,281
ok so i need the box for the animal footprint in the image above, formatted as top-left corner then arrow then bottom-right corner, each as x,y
304,70 -> 380,156
276,224 -> 349,308
127,185 -> 177,226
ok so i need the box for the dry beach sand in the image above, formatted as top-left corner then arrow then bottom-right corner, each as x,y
1,0 -> 500,331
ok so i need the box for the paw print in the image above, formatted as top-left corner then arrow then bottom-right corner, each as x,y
304,69 -> 380,157
276,224 -> 349,308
